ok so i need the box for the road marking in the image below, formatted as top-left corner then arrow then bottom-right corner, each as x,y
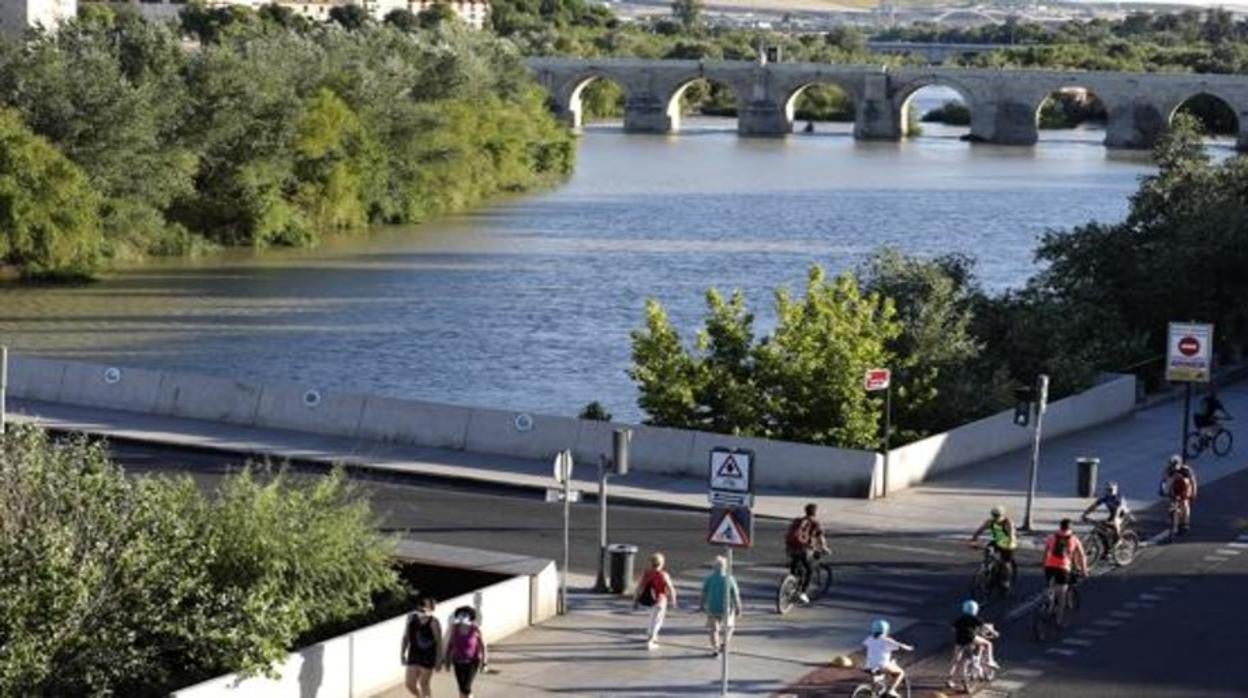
1154,585 -> 1180,592
863,577 -> 941,594
1046,647 -> 1078,657
1077,628 -> 1109,637
1062,638 -> 1094,647
1204,555 -> 1230,562
1216,548 -> 1242,556
865,542 -> 959,558
992,679 -> 1026,691
1226,541 -> 1248,549
1138,593 -> 1163,601
1123,602 -> 1142,609
1111,610 -> 1134,619
823,585 -> 919,605
1008,668 -> 1045,679
1093,619 -> 1123,627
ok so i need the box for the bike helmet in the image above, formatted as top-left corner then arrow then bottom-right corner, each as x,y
1169,454 -> 1182,468
1104,481 -> 1119,496
871,618 -> 890,636
962,599 -> 979,616
990,505 -> 1005,519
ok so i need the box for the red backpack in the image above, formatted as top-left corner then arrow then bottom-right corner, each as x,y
786,517 -> 815,549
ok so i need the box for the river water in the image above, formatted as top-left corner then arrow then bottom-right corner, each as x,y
0,105 -> 1176,421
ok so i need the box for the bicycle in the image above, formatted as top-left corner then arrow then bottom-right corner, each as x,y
851,666 -> 911,698
969,544 -> 1014,603
775,548 -> 833,615
1032,574 -> 1081,642
1186,419 -> 1233,458
950,624 -> 999,695
1081,516 -> 1139,568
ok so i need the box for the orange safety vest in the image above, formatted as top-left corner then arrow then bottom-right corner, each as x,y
1043,532 -> 1083,571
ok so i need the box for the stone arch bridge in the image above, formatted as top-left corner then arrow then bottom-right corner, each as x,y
527,57 -> 1248,150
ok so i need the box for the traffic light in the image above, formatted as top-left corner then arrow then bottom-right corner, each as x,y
1013,386 -> 1034,427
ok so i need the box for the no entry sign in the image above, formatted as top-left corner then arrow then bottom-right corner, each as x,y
1166,322 -> 1214,383
864,368 -> 891,392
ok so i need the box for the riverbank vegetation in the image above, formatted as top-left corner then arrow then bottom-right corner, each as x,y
0,424 -> 400,696
0,8 -> 573,279
630,118 -> 1247,448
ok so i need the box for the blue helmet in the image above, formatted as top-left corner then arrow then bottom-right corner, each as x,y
871,618 -> 890,636
962,599 -> 979,616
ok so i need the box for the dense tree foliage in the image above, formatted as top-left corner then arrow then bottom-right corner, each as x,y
0,9 -> 572,277
0,425 -> 399,696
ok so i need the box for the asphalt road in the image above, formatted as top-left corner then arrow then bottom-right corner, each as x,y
891,463 -> 1248,698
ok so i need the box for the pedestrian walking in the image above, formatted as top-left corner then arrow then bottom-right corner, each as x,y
401,596 -> 442,697
443,606 -> 487,698
698,555 -> 741,657
633,552 -> 677,650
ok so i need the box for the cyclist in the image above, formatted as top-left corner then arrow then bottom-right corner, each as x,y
970,505 -> 1018,589
946,599 -> 999,689
863,618 -> 912,698
1081,481 -> 1130,544
1042,518 -> 1088,621
1163,455 -> 1197,535
784,502 -> 827,605
1194,388 -> 1232,439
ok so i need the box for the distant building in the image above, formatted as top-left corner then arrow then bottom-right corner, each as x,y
125,0 -> 491,29
0,0 -> 77,37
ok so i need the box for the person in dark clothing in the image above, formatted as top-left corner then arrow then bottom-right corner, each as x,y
400,596 -> 442,697
1193,389 -> 1231,435
946,599 -> 999,688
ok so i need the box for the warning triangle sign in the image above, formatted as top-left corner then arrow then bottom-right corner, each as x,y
709,511 -> 748,546
716,455 -> 744,479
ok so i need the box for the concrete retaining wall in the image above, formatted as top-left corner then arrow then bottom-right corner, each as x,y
878,373 -> 1137,496
171,556 -> 554,698
3,357 -> 1134,497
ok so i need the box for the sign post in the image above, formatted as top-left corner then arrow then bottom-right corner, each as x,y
707,448 -> 755,697
0,346 -> 7,437
552,449 -> 575,615
1021,374 -> 1049,532
865,368 -> 892,497
1167,322 -> 1214,458
594,429 -> 631,593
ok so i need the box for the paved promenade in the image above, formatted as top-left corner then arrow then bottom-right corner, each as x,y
9,380 -> 1248,696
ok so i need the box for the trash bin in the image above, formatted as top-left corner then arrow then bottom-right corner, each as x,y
1076,457 -> 1099,498
608,543 -> 638,595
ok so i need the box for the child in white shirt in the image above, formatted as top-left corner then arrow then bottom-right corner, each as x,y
863,618 -> 913,698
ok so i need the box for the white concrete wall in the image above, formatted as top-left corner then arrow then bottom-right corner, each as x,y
171,571 -> 545,698
879,374 -> 1137,496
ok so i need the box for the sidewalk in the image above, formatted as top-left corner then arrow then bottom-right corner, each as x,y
8,382 -> 1248,697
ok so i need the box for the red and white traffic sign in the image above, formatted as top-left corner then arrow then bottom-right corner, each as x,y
708,506 -> 753,548
1166,322 -> 1214,383
864,368 -> 891,392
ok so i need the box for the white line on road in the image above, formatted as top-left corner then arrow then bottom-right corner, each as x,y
1138,593 -> 1164,601
1204,555 -> 1231,562
1046,647 -> 1079,657
1062,638 -> 1094,647
1226,541 -> 1248,549
1008,668 -> 1045,679
992,679 -> 1026,691
1093,619 -> 1123,627
1077,628 -> 1109,637
1216,548 -> 1243,556
1111,610 -> 1134,619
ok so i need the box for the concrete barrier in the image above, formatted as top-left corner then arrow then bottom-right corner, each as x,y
881,374 -> 1137,495
690,429 -> 879,495
58,361 -> 165,414
356,395 -> 471,450
462,407 -> 582,461
7,356 -> 66,402
154,372 -> 263,427
252,385 -> 367,440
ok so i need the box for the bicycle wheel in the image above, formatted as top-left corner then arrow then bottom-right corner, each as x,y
1113,530 -> 1140,566
960,661 -> 981,695
809,564 -> 834,601
849,684 -> 876,698
1066,584 -> 1081,615
1186,432 -> 1207,458
776,575 -> 798,615
1169,504 -> 1180,543
1032,602 -> 1052,642
970,568 -> 993,603
1213,428 -> 1233,457
1083,534 -> 1105,570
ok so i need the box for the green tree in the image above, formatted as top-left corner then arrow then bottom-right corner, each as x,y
329,4 -> 372,30
0,108 -> 103,278
629,299 -> 703,429
384,8 -> 422,32
418,2 -> 459,28
754,267 -> 901,447
670,0 -> 703,33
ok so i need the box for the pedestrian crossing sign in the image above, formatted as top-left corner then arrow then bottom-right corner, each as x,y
708,506 -> 753,548
709,448 -> 754,494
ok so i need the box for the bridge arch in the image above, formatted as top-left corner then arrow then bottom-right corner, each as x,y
782,79 -> 858,132
893,76 -> 979,139
561,72 -> 632,131
1169,90 -> 1242,141
1032,85 -> 1110,136
661,75 -> 745,133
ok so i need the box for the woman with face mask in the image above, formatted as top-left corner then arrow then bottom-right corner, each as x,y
443,606 -> 488,698
400,596 -> 442,697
